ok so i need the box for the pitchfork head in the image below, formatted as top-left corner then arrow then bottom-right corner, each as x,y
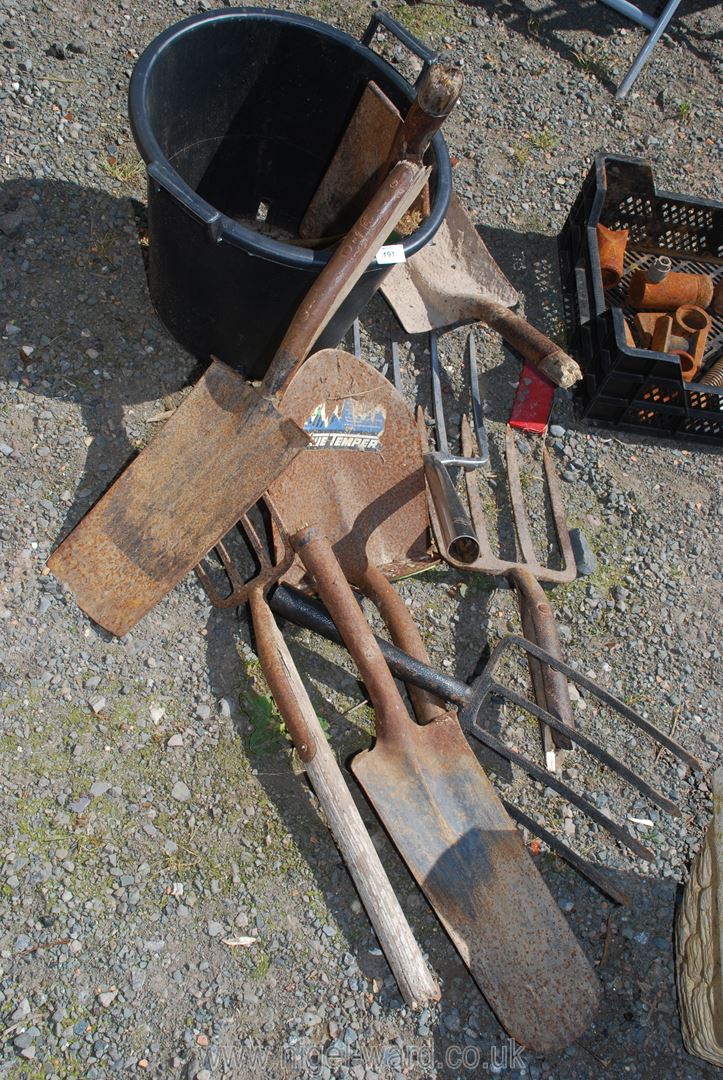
420,334 -> 576,584
194,496 -> 294,607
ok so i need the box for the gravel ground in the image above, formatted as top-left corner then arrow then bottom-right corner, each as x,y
1,1 -> 722,1078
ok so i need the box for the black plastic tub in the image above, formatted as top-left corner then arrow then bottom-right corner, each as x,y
129,8 -> 452,379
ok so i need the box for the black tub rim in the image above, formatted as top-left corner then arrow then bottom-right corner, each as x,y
128,6 -> 452,270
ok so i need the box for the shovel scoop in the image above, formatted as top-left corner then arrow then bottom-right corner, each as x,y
381,193 -> 582,389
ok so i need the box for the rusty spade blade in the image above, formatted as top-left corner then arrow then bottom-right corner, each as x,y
292,527 -> 600,1054
381,193 -> 582,388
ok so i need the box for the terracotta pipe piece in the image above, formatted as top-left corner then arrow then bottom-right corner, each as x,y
596,223 -> 628,289
674,305 -> 711,380
673,304 -> 712,337
650,314 -> 673,354
698,358 -> 723,387
628,270 -> 714,312
633,311 -> 664,348
673,350 -> 700,383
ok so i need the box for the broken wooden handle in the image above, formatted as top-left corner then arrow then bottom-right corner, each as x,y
478,302 -> 582,389
249,589 -> 440,1009
385,61 -> 464,167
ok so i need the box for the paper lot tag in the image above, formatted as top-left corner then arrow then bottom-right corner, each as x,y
304,399 -> 385,451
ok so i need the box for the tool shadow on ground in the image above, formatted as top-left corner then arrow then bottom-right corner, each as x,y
0,177 -> 202,547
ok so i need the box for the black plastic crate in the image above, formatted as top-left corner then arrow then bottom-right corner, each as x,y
558,154 -> 723,445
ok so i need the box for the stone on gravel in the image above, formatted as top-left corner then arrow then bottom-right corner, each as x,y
569,527 -> 597,576
171,781 -> 191,802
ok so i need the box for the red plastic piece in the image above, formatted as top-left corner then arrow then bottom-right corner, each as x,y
509,364 -> 555,434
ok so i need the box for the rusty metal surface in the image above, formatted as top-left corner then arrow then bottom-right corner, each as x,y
628,268 -> 714,311
47,363 -> 309,637
353,717 -> 600,1052
381,193 -> 582,389
292,527 -> 600,1053
421,420 -> 576,584
269,583 -> 701,901
271,585 -> 704,771
49,156 -> 431,637
596,222 -> 629,289
266,347 -> 444,722
268,348 -> 434,584
194,498 -> 294,609
501,800 -> 631,907
358,562 -> 447,724
382,193 -> 518,328
420,400 -> 575,758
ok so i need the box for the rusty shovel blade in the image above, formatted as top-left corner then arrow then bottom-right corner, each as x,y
352,715 -> 600,1053
47,363 -> 309,637
293,527 -> 600,1054
381,191 -> 519,329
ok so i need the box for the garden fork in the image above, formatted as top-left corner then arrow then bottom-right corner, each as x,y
417,333 -> 577,770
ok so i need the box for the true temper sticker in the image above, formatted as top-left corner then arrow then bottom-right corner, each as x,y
303,399 -> 385,451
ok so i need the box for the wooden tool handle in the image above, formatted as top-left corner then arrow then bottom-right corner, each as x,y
385,62 -> 464,167
261,160 -> 430,399
263,63 -> 463,399
292,527 -> 414,747
249,588 -> 440,1008
477,301 -> 582,389
509,566 -> 575,762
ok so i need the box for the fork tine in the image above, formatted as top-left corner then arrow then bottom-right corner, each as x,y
429,331 -> 449,455
239,513 -> 271,574
501,800 -> 630,906
352,317 -> 362,359
216,537 -> 252,592
390,341 -> 404,396
467,336 -> 490,465
505,426 -> 540,570
195,497 -> 295,608
542,448 -> 576,579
